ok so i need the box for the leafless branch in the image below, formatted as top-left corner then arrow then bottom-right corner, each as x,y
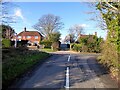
33,14 -> 64,38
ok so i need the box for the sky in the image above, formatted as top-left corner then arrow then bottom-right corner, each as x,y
6,2 -> 107,41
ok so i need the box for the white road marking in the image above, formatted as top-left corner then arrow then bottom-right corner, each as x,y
65,67 -> 69,89
65,55 -> 71,89
68,55 -> 70,62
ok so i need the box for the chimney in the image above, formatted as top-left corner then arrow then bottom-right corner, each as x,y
95,32 -> 97,36
24,27 -> 26,32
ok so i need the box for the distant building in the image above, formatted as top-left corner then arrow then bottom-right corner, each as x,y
17,27 -> 43,45
77,32 -> 97,43
79,32 -> 97,38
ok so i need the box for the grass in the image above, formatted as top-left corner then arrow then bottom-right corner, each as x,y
2,47 -> 50,89
39,48 -> 55,52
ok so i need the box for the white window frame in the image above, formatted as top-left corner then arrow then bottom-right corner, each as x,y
35,36 -> 38,39
26,36 -> 31,39
18,36 -> 21,38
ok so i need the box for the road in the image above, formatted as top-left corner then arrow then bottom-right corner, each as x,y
11,51 -> 118,89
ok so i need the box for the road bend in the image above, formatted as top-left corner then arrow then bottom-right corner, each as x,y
11,51 -> 118,89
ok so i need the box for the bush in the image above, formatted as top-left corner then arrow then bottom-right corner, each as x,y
97,41 -> 119,80
72,44 -> 82,52
11,40 -> 28,47
51,42 -> 60,50
2,39 -> 11,48
81,45 -> 88,52
40,40 -> 52,48
17,40 -> 28,47
87,43 -> 95,52
100,42 -> 118,68
77,36 -> 103,53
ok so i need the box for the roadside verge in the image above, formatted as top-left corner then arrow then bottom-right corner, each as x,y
2,48 -> 51,90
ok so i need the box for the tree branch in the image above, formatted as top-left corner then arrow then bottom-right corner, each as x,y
103,0 -> 118,12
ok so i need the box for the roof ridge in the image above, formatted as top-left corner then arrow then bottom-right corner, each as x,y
17,30 -> 42,36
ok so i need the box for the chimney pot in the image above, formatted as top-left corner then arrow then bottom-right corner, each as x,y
95,32 -> 97,36
24,27 -> 26,32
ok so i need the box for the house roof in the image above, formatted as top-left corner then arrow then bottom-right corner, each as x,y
79,34 -> 95,38
79,32 -> 97,38
17,31 -> 42,37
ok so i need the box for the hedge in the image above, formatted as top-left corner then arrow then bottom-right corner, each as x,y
40,40 -> 52,48
72,44 -> 82,52
2,39 -> 11,48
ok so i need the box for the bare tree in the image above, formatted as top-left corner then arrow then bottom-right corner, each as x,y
68,24 -> 84,42
64,34 -> 75,44
1,2 -> 18,25
33,14 -> 64,39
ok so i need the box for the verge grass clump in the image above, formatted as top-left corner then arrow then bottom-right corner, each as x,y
2,48 -> 50,88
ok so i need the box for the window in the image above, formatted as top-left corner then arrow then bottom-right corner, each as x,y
35,36 -> 38,39
26,36 -> 31,39
18,36 -> 21,38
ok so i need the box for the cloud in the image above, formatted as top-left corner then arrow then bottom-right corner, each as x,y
79,24 -> 89,28
14,8 -> 24,20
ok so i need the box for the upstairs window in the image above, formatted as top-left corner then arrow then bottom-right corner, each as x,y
18,36 -> 21,38
35,36 -> 38,39
26,36 -> 31,39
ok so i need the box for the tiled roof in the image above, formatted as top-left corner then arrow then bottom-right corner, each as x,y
79,34 -> 94,38
17,31 -> 42,36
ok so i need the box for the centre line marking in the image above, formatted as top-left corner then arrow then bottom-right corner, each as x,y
65,55 -> 70,89
65,67 -> 69,89
68,55 -> 71,62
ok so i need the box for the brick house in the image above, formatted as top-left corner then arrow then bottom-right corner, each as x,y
17,27 -> 43,45
79,32 -> 97,38
77,32 -> 97,43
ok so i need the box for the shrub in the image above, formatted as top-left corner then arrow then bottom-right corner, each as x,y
2,39 -> 11,48
101,42 -> 118,68
97,41 -> 119,80
87,43 -> 95,52
72,44 -> 82,52
77,35 -> 103,53
40,40 -> 52,48
17,40 -> 28,47
11,40 -> 28,47
51,42 -> 60,50
81,45 -> 88,52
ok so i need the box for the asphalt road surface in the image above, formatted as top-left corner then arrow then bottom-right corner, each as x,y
11,51 -> 118,89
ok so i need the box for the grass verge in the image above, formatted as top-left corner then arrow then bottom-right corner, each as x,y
97,55 -> 120,85
39,48 -> 55,52
2,48 -> 50,89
